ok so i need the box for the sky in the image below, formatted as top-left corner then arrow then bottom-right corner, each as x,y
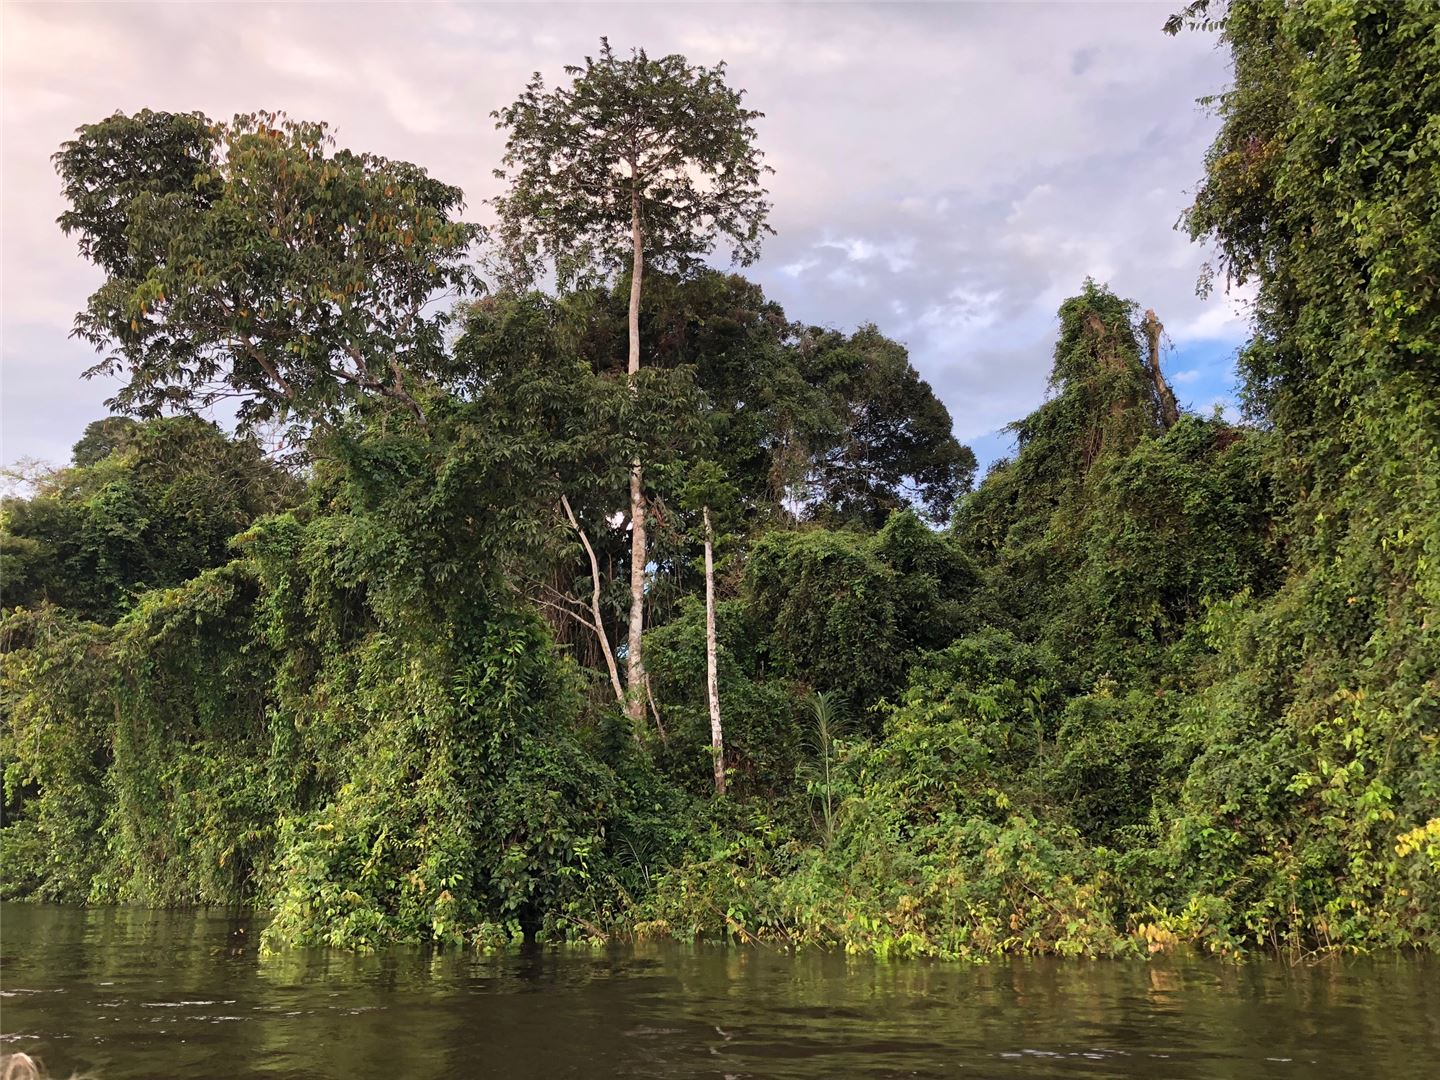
1,1 -> 1252,475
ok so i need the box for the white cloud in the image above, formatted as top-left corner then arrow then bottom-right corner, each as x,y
815,235 -> 915,273
1199,397 -> 1243,424
825,265 -> 871,289
1169,281 -> 1257,342
818,237 -> 878,262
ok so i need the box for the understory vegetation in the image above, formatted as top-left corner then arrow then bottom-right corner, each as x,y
3,2 -> 1436,959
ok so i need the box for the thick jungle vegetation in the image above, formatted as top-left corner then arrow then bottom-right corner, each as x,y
2,4 -> 1436,958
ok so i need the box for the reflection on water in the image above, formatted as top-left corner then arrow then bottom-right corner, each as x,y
1,903 -> 1436,1078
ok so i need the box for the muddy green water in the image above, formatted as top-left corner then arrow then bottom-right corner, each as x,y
1,903 -> 1436,1078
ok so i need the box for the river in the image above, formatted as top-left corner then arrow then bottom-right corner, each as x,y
1,903 -> 1435,1078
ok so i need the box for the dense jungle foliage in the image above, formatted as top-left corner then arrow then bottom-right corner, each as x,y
2,2 -> 1436,959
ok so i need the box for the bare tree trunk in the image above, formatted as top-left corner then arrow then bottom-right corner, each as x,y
626,188 -> 648,728
1142,309 -> 1181,429
560,493 -> 625,706
703,505 -> 725,795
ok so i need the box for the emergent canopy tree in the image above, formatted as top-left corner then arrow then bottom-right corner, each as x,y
491,39 -> 773,725
54,110 -> 482,433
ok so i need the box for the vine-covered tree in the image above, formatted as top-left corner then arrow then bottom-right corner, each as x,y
492,40 -> 773,725
1,417 -> 296,624
1164,0 -> 1440,940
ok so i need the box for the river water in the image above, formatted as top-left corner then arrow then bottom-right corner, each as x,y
1,903 -> 1435,1078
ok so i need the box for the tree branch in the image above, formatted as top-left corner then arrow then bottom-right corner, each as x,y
561,493 -> 626,706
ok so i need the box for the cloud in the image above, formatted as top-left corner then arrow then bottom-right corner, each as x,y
1,0 -> 1248,466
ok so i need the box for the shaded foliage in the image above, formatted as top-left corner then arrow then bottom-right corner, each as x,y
2,417 -> 296,623
745,512 -> 977,710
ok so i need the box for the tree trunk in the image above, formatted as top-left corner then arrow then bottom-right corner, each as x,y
625,189 -> 648,729
560,493 -> 625,706
703,505 -> 725,795
1142,309 -> 1181,429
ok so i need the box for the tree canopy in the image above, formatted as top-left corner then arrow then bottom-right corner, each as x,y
491,38 -> 772,289
55,110 -> 481,431
2,416 -> 296,624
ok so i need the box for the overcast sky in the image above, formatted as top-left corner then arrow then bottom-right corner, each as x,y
1,1 -> 1249,473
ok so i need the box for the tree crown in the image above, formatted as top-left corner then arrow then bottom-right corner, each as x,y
54,110 -> 481,432
491,39 -> 773,288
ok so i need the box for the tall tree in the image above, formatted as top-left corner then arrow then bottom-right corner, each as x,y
492,39 -> 773,726
54,110 -> 481,434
